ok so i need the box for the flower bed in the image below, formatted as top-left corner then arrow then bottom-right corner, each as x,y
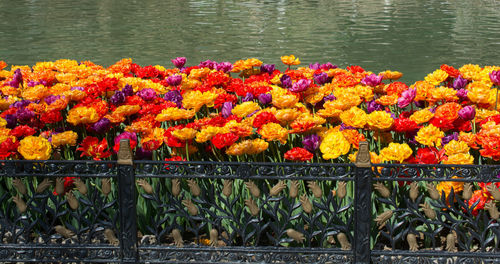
1,58 -> 500,261
1,58 -> 500,198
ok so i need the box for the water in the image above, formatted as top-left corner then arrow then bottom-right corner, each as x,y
0,0 -> 499,82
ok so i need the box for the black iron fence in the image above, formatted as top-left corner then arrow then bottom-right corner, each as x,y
1,141 -> 500,263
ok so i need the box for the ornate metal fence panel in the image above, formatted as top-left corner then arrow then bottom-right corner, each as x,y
0,160 -> 120,263
370,164 -> 500,264
1,147 -> 500,263
134,161 -> 355,263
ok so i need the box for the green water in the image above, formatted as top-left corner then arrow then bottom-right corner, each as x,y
1,0 -> 499,82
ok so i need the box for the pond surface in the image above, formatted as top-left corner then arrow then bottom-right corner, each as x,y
1,0 -> 499,82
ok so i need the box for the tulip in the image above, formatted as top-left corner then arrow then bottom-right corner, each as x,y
414,101 -> 425,108
367,100 -> 383,113
302,134 -> 320,152
15,108 -> 35,123
27,81 -> 39,87
397,88 -> 416,108
216,62 -> 233,73
9,69 -> 23,88
11,100 -> 31,109
458,105 -> 475,120
4,114 -> 16,129
44,95 -> 61,105
280,74 -> 292,88
171,57 -> 186,68
122,84 -> 134,96
110,90 -> 125,105
453,75 -> 468,89
324,94 -> 336,101
166,75 -> 182,86
137,88 -> 156,101
456,89 -> 468,101
200,60 -> 216,69
441,132 -> 458,146
164,90 -> 183,108
135,147 -> 153,160
309,62 -> 320,70
290,79 -> 311,93
320,62 -> 337,70
260,64 -> 275,74
91,118 -> 111,134
221,102 -> 233,118
361,74 -> 383,87
71,86 -> 84,91
489,70 -> 500,85
242,92 -> 254,102
258,93 -> 272,105
314,72 -> 329,85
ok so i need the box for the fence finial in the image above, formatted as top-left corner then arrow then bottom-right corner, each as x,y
117,139 -> 133,165
355,141 -> 371,168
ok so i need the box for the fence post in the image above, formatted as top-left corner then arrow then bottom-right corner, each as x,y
354,141 -> 372,264
117,139 -> 138,263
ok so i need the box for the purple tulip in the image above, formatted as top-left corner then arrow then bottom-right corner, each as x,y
242,92 -> 254,102
166,75 -> 182,87
458,105 -> 476,120
164,90 -> 183,108
407,131 -> 418,145
91,118 -> 111,134
8,69 -> 23,88
171,57 -> 186,68
11,100 -> 31,109
15,108 -> 35,123
114,132 -> 137,146
490,71 -> 500,86
314,72 -> 329,85
290,79 -> 311,93
397,88 -> 416,108
137,88 -> 156,101
456,89 -> 468,101
110,90 -> 125,105
44,95 -> 61,105
414,101 -> 425,108
340,123 -> 356,131
135,147 -> 153,160
320,63 -> 337,70
221,102 -> 233,118
260,64 -> 275,74
200,60 -> 216,69
428,107 -> 436,113
367,100 -> 383,113
324,94 -> 336,101
441,132 -> 459,146
280,74 -> 292,88
302,134 -> 320,152
122,84 -> 134,96
27,81 -> 40,87
4,114 -> 16,129
71,86 -> 84,91
258,93 -> 272,105
361,74 -> 383,87
216,62 -> 233,73
309,62 -> 321,70
453,75 -> 468,89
